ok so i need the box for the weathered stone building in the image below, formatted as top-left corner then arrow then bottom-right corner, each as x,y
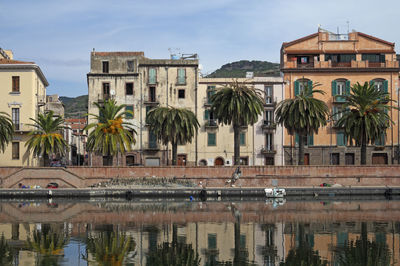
281,28 -> 400,165
87,51 -> 199,166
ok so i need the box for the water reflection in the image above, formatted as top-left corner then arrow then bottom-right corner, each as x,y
0,199 -> 398,265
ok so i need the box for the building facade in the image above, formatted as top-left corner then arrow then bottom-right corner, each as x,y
281,29 -> 400,165
87,51 -> 199,166
198,77 -> 284,166
0,50 -> 48,166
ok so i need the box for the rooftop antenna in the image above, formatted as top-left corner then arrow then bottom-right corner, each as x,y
168,48 -> 181,59
346,20 -> 350,34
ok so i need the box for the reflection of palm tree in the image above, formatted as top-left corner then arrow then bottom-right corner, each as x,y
146,242 -> 200,266
281,223 -> 327,266
260,224 -> 278,265
0,235 -> 14,266
26,224 -> 69,266
85,231 -> 136,266
334,222 -> 391,265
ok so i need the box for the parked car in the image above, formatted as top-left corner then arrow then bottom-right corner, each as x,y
46,182 -> 59,189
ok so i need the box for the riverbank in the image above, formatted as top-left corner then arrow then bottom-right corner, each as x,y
0,186 -> 399,199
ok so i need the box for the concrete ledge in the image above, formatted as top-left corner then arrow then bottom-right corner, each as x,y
0,187 -> 398,199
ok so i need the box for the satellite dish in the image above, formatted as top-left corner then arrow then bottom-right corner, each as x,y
199,64 -> 203,70
110,90 -> 115,96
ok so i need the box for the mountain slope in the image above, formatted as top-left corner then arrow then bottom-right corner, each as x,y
59,95 -> 88,118
206,60 -> 280,78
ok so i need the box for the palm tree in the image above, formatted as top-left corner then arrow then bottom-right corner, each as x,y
146,242 -> 200,266
275,83 -> 329,165
0,235 -> 14,266
86,99 -> 136,166
336,82 -> 395,165
0,112 -> 13,153
25,111 -> 69,166
146,106 -> 199,165
210,80 -> 264,165
85,231 -> 136,266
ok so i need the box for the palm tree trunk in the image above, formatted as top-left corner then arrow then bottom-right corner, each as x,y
298,134 -> 305,165
172,141 -> 178,166
233,217 -> 241,264
361,133 -> 367,165
233,125 -> 240,165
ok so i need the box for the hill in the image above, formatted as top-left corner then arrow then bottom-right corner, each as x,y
59,95 -> 88,118
206,60 -> 280,78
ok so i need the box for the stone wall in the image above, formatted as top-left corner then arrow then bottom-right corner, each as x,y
1,165 -> 400,188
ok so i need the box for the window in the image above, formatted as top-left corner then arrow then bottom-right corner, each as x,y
126,155 -> 135,166
149,68 -> 156,84
375,134 -> 385,146
331,153 -> 340,165
177,68 -> 186,84
145,106 -> 154,124
127,60 -> 134,72
266,133 -> 273,150
265,110 -> 273,125
332,106 -> 344,123
295,133 -> 313,146
265,156 -> 274,165
294,79 -> 312,96
265,86 -> 273,104
371,79 -> 388,93
12,76 -> 20,92
126,83 -> 133,95
12,142 -> 19,160
207,86 -> 216,104
325,54 -> 356,63
240,132 -> 246,146
345,153 -> 355,165
125,105 -> 134,119
362,54 -> 385,63
12,108 -> 20,130
102,83 -> 110,99
178,89 -> 185,99
240,157 -> 248,165
149,132 -> 157,149
149,87 -> 156,102
297,56 -> 309,64
208,133 -> 216,146
208,234 -> 217,249
102,61 -> 109,73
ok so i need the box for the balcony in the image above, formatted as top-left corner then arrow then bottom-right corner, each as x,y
264,97 -> 277,107
332,62 -> 351,68
283,59 -> 399,70
261,120 -> 276,130
260,145 -> 277,154
14,123 -> 31,133
205,119 -> 218,128
143,96 -> 160,105
333,95 -> 347,103
97,93 -> 111,103
203,98 -> 213,107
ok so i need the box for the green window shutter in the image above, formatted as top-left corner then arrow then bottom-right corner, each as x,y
294,80 -> 299,96
331,80 -> 337,96
345,80 -> 351,95
375,134 -> 385,146
240,132 -> 245,146
208,133 -> 216,146
125,106 -> 134,119
337,232 -> 348,246
204,109 -> 209,120
370,80 -> 374,86
383,80 -> 388,93
208,234 -> 217,249
178,69 -> 185,84
337,132 -> 345,146
295,134 -> 299,146
308,134 -> 314,146
149,68 -> 156,84
307,80 -> 313,90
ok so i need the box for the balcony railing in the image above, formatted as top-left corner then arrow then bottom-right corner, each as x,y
284,60 -> 399,69
143,95 -> 160,105
261,120 -> 276,130
260,145 -> 277,154
144,141 -> 159,150
205,119 -> 218,128
333,95 -> 347,103
98,94 -> 111,102
14,123 -> 31,132
332,62 -> 351,68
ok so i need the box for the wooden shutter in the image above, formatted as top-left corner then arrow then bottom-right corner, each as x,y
383,80 -> 388,93
125,106 -> 134,119
345,80 -> 351,95
294,80 -> 299,96
331,80 -> 337,96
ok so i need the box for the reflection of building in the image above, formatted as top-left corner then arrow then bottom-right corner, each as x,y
198,77 -> 284,166
87,51 -> 198,166
281,28 -> 400,165
0,49 -> 48,166
65,118 -> 87,165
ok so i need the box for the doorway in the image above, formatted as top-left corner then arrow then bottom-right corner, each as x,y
214,157 -> 224,166
177,154 -> 187,166
304,153 -> 310,165
372,153 -> 388,165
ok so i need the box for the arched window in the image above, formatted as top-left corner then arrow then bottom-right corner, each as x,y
331,79 -> 350,97
294,79 -> 312,96
199,159 -> 207,166
370,79 -> 388,93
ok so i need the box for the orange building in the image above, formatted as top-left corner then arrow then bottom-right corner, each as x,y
281,28 -> 400,165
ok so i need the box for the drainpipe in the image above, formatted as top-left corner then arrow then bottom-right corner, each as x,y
391,72 -> 394,164
140,70 -> 143,165
166,66 -> 169,165
195,66 -> 198,166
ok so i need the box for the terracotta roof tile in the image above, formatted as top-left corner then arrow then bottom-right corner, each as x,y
93,51 -> 145,57
0,59 -> 35,64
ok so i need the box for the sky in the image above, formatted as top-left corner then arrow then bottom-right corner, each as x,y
1,0 -> 399,97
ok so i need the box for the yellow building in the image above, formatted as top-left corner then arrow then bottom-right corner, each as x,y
0,50 -> 48,166
281,28 -> 400,165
